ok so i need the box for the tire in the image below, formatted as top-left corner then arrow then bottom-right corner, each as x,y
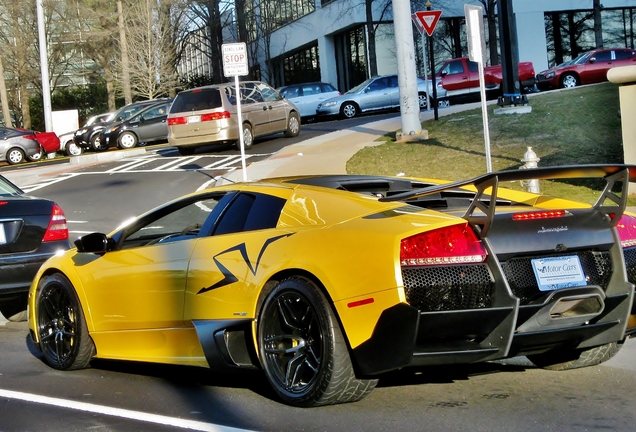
418,93 -> 428,110
90,133 -> 107,152
34,273 -> 95,371
340,102 -> 359,119
284,112 -> 300,137
6,147 -> 25,165
560,73 -> 579,88
27,148 -> 44,162
177,146 -> 195,156
527,341 -> 622,371
118,131 -> 138,149
241,123 -> 254,150
258,277 -> 378,407
65,141 -> 83,157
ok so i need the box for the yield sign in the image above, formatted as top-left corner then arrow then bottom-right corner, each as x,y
412,10 -> 442,37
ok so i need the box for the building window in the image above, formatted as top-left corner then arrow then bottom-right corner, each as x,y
271,44 -> 320,88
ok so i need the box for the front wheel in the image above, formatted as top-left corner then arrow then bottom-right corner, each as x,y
560,73 -> 579,88
90,134 -> 107,152
6,147 -> 25,165
35,273 -> 95,370
527,341 -> 622,371
118,131 -> 138,149
284,112 -> 300,137
258,277 -> 377,407
340,102 -> 358,119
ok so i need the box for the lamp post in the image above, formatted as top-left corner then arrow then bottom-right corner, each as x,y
426,1 -> 438,120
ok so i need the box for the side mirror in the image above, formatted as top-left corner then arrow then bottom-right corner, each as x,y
589,57 -> 597,64
440,70 -> 448,77
75,232 -> 111,254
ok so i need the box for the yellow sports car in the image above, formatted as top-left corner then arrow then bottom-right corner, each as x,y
28,165 -> 636,407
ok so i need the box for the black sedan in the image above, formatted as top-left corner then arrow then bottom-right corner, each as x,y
100,100 -> 172,149
0,175 -> 71,321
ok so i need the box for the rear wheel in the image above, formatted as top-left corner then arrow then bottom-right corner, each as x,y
258,277 -> 378,407
65,141 -> 83,156
118,131 -> 138,149
241,123 -> 254,150
27,148 -> 45,162
418,93 -> 428,110
6,147 -> 25,164
284,112 -> 300,137
340,102 -> 358,119
35,273 -> 95,370
560,73 -> 579,88
527,341 -> 622,371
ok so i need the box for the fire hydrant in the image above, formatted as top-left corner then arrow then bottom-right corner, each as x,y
520,146 -> 540,193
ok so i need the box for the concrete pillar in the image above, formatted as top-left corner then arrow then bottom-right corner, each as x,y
607,65 -> 636,192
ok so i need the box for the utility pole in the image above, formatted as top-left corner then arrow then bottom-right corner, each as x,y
496,0 -> 527,107
36,0 -> 52,131
391,0 -> 422,135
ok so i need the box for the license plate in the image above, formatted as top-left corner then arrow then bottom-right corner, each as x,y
188,115 -> 201,123
0,223 -> 6,245
531,255 -> 587,291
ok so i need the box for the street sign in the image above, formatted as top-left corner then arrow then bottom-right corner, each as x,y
465,4 -> 486,65
412,10 -> 442,37
222,43 -> 249,77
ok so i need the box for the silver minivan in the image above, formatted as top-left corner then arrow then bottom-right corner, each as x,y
167,81 -> 301,155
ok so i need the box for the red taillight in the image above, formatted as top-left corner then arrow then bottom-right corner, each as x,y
201,111 -> 231,122
400,223 -> 487,266
42,203 -> 69,242
22,134 -> 36,140
512,210 -> 566,220
0,201 -> 7,206
167,117 -> 187,126
616,214 -> 636,248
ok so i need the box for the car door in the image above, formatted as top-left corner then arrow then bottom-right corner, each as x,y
439,59 -> 472,97
135,103 -> 169,143
360,77 -> 395,111
580,50 -> 613,84
75,194 -> 227,333
239,82 -> 272,136
258,82 -> 289,132
185,191 -> 288,320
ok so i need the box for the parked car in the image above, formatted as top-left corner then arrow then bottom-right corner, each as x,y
278,82 -> 341,120
0,174 -> 70,321
0,127 -> 49,165
536,48 -> 636,90
59,113 -> 112,157
29,130 -> 61,161
100,100 -> 172,149
26,165 -> 636,407
167,81 -> 300,155
315,74 -> 438,119
75,100 -> 170,152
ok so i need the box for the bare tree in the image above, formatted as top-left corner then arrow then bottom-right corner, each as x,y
118,0 -> 133,104
119,0 -> 180,99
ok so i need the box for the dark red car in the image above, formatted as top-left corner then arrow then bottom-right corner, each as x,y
536,48 -> 636,90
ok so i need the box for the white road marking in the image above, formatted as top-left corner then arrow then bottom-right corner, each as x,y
0,389 -> 251,432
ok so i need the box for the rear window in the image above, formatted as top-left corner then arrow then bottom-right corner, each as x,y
170,89 -> 223,113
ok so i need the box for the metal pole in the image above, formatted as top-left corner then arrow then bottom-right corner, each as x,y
36,0 -> 52,132
422,32 -> 430,111
427,1 -> 438,120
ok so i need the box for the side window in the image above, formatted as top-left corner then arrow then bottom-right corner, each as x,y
389,76 -> 399,88
240,83 -> 263,104
259,83 -> 280,102
213,192 -> 285,236
368,78 -> 387,92
121,194 -> 226,248
592,51 -> 611,62
615,50 -> 635,60
142,105 -> 166,120
468,61 -> 479,72
448,61 -> 464,75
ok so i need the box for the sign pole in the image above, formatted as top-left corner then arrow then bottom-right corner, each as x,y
222,42 -> 249,181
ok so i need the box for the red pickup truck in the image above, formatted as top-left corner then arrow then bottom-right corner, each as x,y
435,57 -> 535,102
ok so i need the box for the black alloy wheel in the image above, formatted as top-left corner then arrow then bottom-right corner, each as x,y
35,273 -> 95,370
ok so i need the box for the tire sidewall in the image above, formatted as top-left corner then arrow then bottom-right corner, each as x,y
118,132 -> 138,149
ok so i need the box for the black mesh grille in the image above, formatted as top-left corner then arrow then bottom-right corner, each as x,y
501,251 -> 612,305
402,265 -> 494,312
624,247 -> 636,284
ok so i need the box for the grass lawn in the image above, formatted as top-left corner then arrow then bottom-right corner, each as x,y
347,83 -> 627,204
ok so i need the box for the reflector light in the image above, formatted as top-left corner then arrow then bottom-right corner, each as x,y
616,214 -> 636,248
512,210 -> 566,220
400,223 -> 487,266
43,204 -> 69,242
347,298 -> 374,308
201,111 -> 231,122
167,117 -> 187,126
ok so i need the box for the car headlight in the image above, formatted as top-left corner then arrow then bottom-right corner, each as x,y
545,72 -> 555,79
322,101 -> 338,108
76,128 -> 88,135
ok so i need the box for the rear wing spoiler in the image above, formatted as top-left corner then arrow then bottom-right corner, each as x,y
379,164 -> 636,235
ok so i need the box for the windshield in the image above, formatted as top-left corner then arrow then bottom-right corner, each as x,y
572,52 -> 593,65
345,79 -> 373,95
